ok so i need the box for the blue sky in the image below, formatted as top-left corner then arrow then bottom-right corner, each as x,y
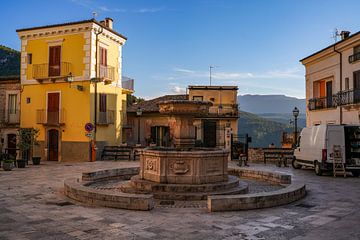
1,0 -> 360,99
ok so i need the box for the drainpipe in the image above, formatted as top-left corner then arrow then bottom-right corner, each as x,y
92,27 -> 103,161
334,45 -> 343,124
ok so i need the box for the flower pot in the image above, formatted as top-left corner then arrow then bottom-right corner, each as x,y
2,162 -> 14,171
17,160 -> 26,168
32,157 -> 41,165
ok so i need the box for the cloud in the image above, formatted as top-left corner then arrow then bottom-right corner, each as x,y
70,0 -> 164,14
133,7 -> 165,13
168,83 -> 186,94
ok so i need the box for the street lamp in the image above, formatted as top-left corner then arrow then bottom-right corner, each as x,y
292,107 -> 300,147
136,107 -> 143,145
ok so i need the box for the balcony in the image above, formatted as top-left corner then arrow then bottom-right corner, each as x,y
99,65 -> 115,83
36,109 -> 65,125
349,52 -> 360,63
338,89 -> 360,106
122,78 -> 134,91
208,104 -> 239,117
97,110 -> 115,125
32,62 -> 72,82
0,109 -> 20,124
308,96 -> 336,110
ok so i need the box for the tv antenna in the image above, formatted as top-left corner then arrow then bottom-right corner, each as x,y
332,28 -> 341,43
92,11 -> 98,19
209,65 -> 219,86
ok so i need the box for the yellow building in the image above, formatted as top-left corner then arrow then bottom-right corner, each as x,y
16,18 -> 133,162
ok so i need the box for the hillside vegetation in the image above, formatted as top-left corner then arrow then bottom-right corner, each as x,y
238,111 -> 296,148
0,45 -> 20,77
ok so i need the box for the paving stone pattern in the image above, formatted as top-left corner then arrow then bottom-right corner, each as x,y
0,161 -> 360,239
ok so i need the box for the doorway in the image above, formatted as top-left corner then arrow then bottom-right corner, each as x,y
7,134 -> 17,159
49,46 -> 61,77
203,120 -> 217,147
48,129 -> 59,161
47,92 -> 60,124
326,81 -> 333,107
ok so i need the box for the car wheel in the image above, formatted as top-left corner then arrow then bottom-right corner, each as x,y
292,158 -> 302,169
351,171 -> 360,177
314,161 -> 323,176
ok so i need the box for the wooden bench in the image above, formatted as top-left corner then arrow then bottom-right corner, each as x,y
263,148 -> 294,165
101,146 -> 131,161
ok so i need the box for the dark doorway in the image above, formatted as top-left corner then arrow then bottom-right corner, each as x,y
326,81 -> 333,108
48,129 -> 59,161
150,126 -> 170,147
203,120 -> 217,147
49,46 -> 61,77
7,134 -> 17,159
47,92 -> 60,124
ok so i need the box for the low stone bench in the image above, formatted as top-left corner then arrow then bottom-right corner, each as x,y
64,177 -> 154,211
207,167 -> 306,212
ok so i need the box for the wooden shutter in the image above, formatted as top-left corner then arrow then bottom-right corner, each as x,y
47,93 -> 60,124
99,94 -> 107,112
49,46 -> 61,76
99,47 -> 107,66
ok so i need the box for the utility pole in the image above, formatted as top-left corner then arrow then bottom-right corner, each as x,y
209,65 -> 218,86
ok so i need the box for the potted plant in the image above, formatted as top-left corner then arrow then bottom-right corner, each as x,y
18,128 -> 40,167
2,154 -> 15,171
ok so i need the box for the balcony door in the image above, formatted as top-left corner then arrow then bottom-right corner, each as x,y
49,46 -> 61,77
354,71 -> 360,103
326,81 -> 333,107
47,92 -> 60,124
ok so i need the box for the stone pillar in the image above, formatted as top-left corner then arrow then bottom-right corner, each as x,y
172,116 -> 195,149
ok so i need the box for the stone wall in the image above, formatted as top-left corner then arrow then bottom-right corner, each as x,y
248,148 -> 264,163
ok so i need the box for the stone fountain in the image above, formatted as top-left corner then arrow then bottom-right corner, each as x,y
123,100 -> 247,200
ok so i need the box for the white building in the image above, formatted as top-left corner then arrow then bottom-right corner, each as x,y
301,31 -> 360,126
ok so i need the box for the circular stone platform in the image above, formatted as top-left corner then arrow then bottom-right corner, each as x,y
63,167 -> 306,211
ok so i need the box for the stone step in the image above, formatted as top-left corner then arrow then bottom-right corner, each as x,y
152,182 -> 248,201
130,175 -> 240,193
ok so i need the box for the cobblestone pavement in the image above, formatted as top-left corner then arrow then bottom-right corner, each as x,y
0,161 -> 360,240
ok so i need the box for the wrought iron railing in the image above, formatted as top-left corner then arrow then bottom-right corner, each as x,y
208,104 -> 239,117
99,65 -> 115,82
122,78 -> 134,91
32,62 -> 72,79
308,95 -> 337,110
36,109 -> 65,125
349,52 -> 360,63
0,109 -> 20,124
97,110 -> 115,125
337,89 -> 360,106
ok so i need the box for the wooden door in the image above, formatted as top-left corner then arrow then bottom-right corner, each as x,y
354,71 -> 360,103
203,120 -> 217,147
47,93 -> 60,124
49,46 -> 61,77
7,134 -> 17,159
48,129 -> 59,161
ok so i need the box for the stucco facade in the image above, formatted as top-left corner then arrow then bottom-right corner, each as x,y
301,31 -> 360,126
17,18 -> 131,162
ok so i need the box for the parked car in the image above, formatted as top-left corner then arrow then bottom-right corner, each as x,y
292,124 -> 360,176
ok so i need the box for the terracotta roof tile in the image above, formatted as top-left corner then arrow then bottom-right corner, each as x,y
127,94 -> 188,113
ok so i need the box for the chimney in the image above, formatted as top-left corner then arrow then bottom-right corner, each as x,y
105,17 -> 113,29
340,31 -> 351,40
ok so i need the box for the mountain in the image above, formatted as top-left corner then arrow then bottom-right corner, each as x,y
238,111 -> 297,148
0,45 -> 20,77
257,113 -> 306,129
238,94 -> 306,114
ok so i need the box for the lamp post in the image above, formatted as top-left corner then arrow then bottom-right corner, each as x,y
136,107 -> 143,145
292,107 -> 300,148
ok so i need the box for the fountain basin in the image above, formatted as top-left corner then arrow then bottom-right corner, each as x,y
139,148 -> 229,184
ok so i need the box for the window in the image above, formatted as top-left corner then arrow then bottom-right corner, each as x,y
8,94 -> 17,114
26,97 -> 31,104
193,96 -> 203,101
99,94 -> 107,112
209,97 -> 215,102
345,77 -> 350,90
354,45 -> 360,54
99,47 -> 107,66
27,53 -> 32,64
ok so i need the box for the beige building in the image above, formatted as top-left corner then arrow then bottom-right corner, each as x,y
301,31 -> 360,126
0,76 -> 21,158
126,86 -> 239,150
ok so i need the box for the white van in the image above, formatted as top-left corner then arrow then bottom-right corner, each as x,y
293,124 -> 360,176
